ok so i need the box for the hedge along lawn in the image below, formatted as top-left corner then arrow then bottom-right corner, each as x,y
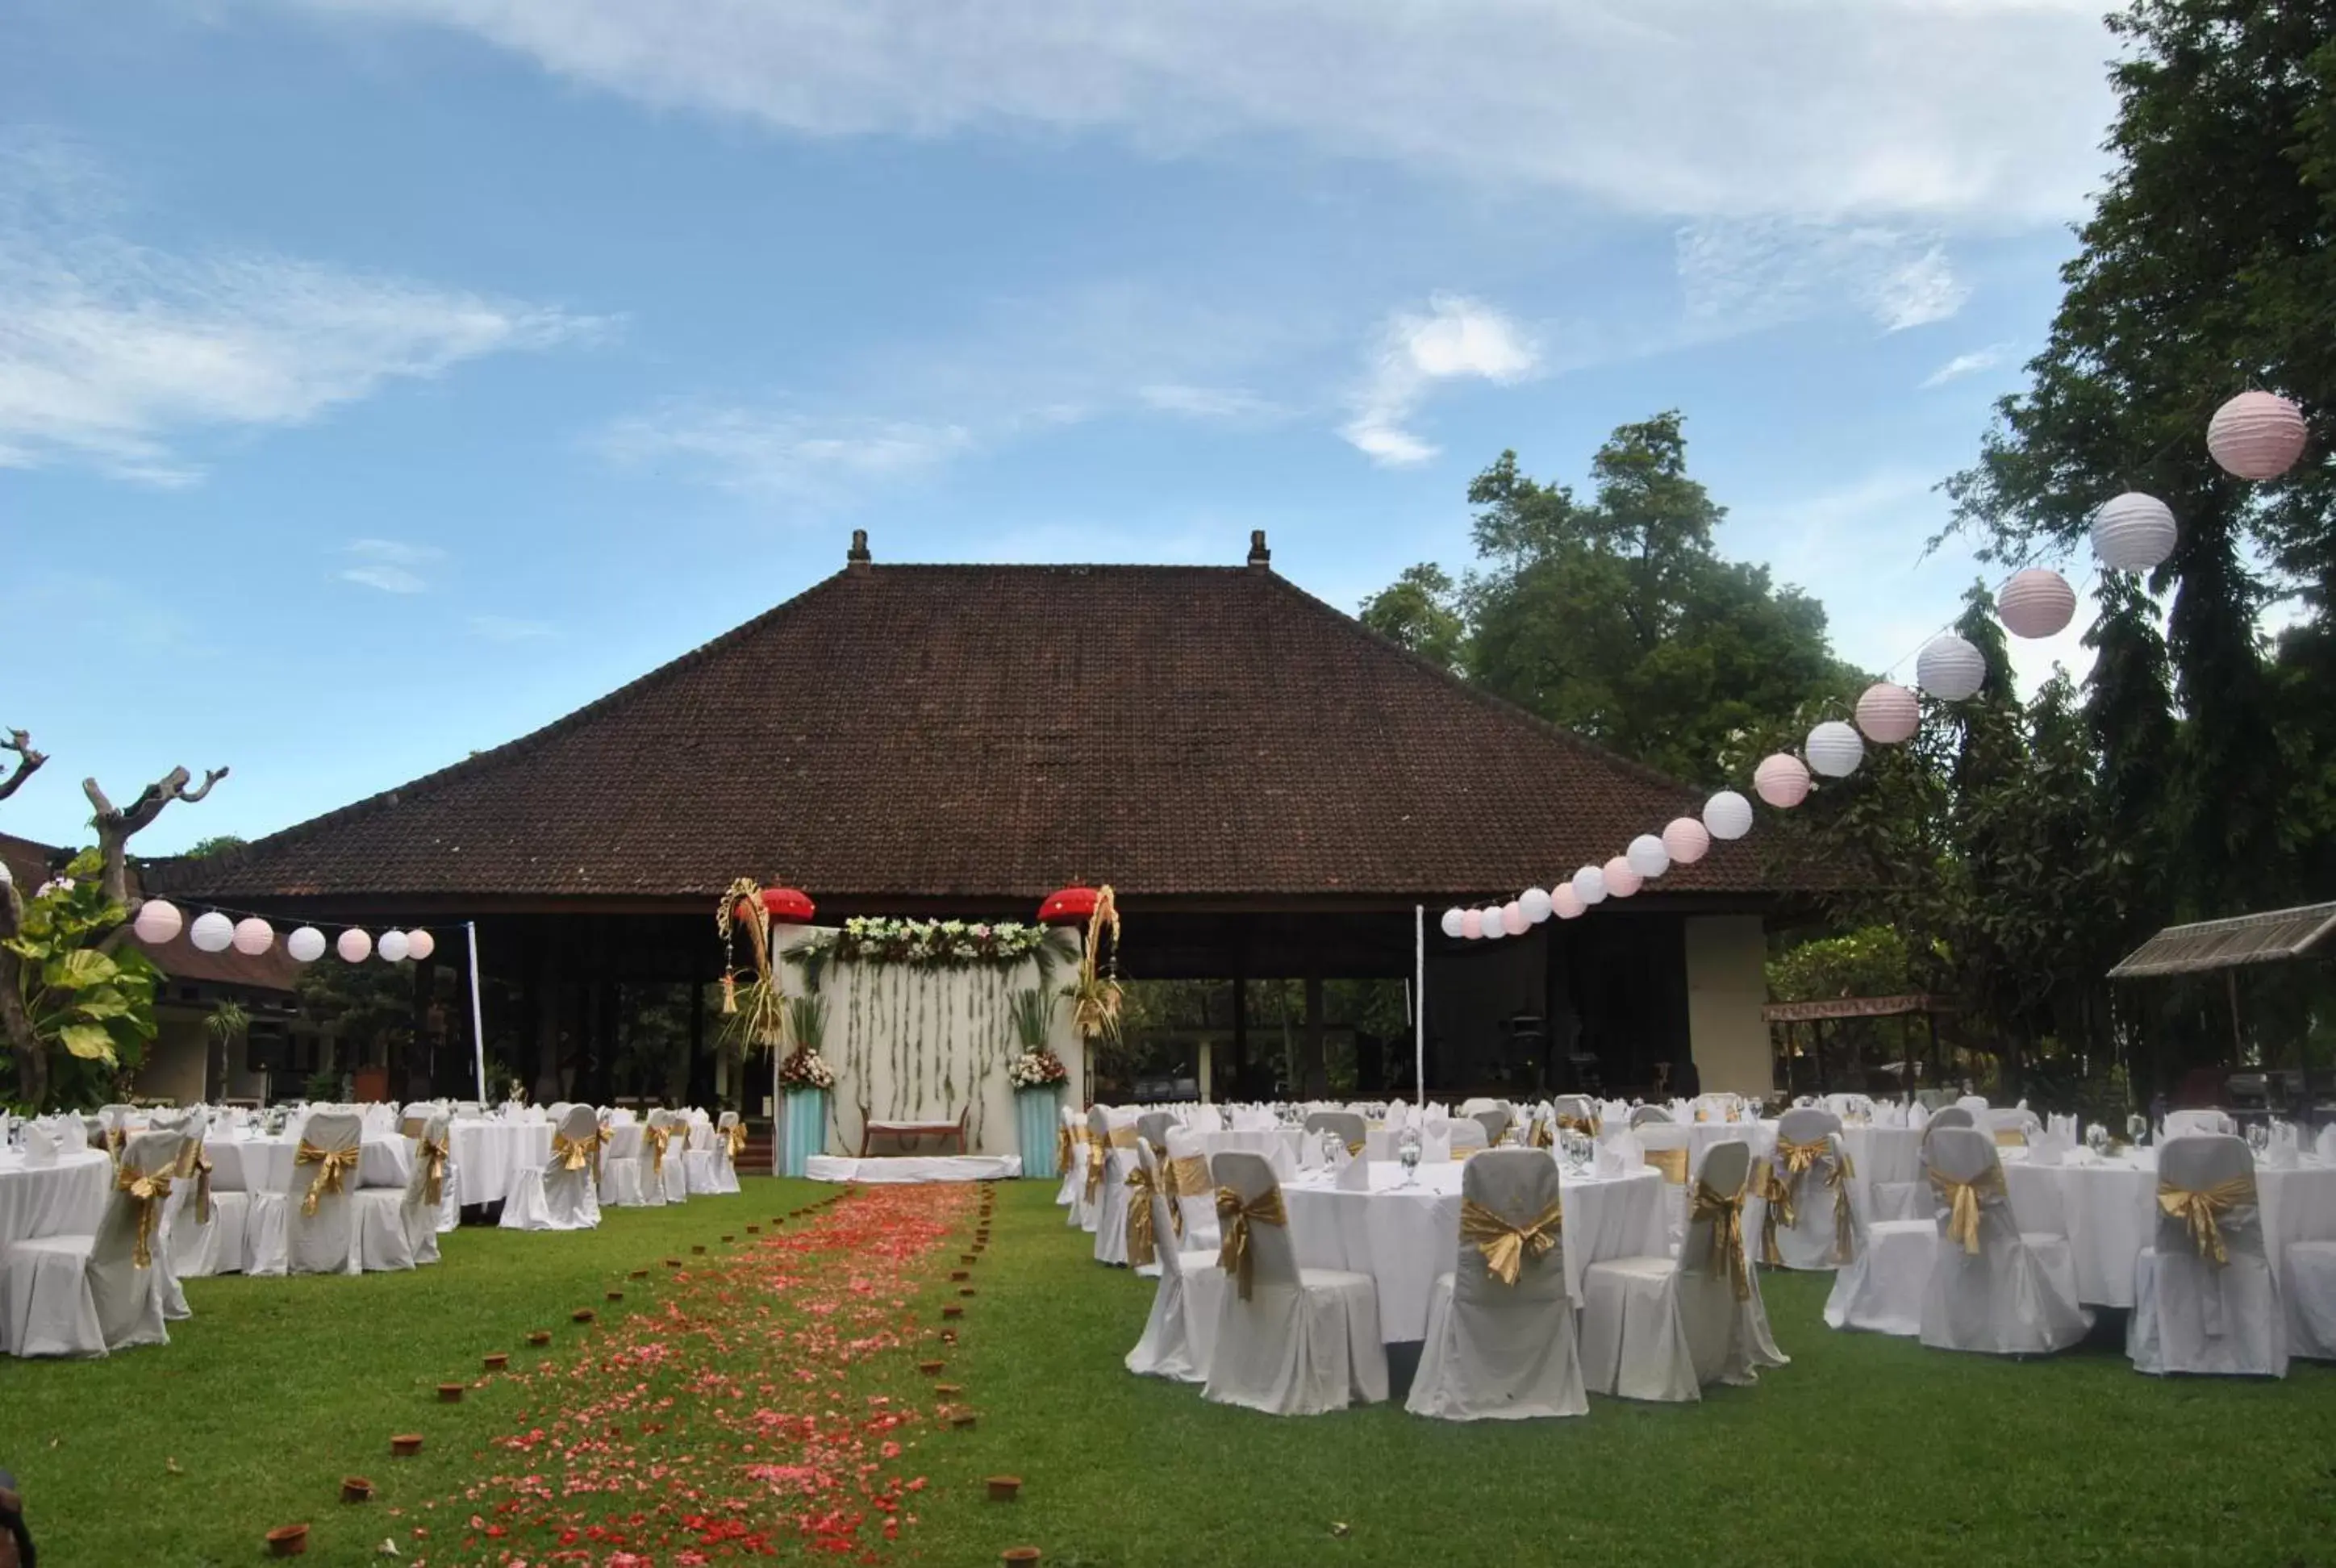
6,1177 -> 2336,1566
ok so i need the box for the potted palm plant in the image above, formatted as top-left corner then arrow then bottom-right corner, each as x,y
1006,989 -> 1069,1179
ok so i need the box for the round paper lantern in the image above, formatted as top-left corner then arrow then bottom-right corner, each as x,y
190,911 -> 234,953
1916,633 -> 1987,702
377,929 -> 411,964
1501,900 -> 1528,936
1551,884 -> 1586,920
132,899 -> 183,945
1440,907 -> 1466,939
336,928 -> 373,963
231,916 -> 274,957
1520,886 -> 1553,924
1704,790 -> 1754,841
2092,492 -> 2177,572
1662,816 -> 1711,865
1460,908 -> 1483,940
1602,857 -> 1642,899
1037,886 -> 1099,927
2207,390 -> 2308,480
1477,907 -> 1505,940
1805,720 -> 1865,778
1754,753 -> 1812,808
406,928 -> 435,961
1855,682 -> 1920,744
1626,834 -> 1670,880
1997,568 -> 2076,640
286,926 -> 327,963
1571,865 -> 1608,906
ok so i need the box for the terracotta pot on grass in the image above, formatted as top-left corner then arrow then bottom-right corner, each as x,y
746,1224 -> 761,1234
986,1477 -> 1022,1503
952,1412 -> 978,1430
629,1269 -> 649,1279
941,1306 -> 963,1320
390,1435 -> 423,1457
934,1383 -> 962,1397
526,1330 -> 552,1347
664,1257 -> 682,1268
958,1287 -> 977,1298
436,1383 -> 464,1404
722,1233 -> 735,1242
1000,1549 -> 1039,1564
917,1359 -> 945,1375
573,1308 -> 596,1324
265,1523 -> 309,1557
961,1253 -> 978,1265
483,1353 -> 509,1371
949,1270 -> 970,1282
340,1478 -> 374,1503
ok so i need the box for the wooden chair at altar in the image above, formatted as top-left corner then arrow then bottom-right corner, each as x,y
857,1103 -> 970,1157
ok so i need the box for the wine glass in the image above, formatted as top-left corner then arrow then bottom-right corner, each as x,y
2246,1121 -> 2271,1158
2084,1123 -> 2109,1157
1318,1128 -> 1344,1169
1397,1131 -> 1422,1187
2125,1112 -> 2147,1148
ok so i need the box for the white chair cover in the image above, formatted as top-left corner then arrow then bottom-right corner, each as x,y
1202,1151 -> 1387,1415
285,1110 -> 362,1277
405,1114 -> 452,1262
1629,1105 -> 1674,1128
2128,1134 -> 2285,1377
1091,1108 -> 1137,1267
1407,1149 -> 1587,1420
2,1128 -> 181,1357
648,1110 -> 690,1204
599,1120 -> 653,1207
2288,1241 -> 2336,1361
1917,1127 -> 2089,1355
355,1115 -> 429,1272
708,1111 -> 744,1195
1124,1142 -> 1221,1382
1056,1105 -> 1086,1214
1304,1111 -> 1367,1152
1761,1107 -> 1858,1270
1162,1125 -> 1223,1253
2163,1108 -> 2235,1138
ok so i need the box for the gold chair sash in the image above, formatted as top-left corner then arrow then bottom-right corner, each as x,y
1168,1155 -> 1211,1211
174,1136 -> 213,1225
1758,1161 -> 1797,1266
1643,1147 -> 1689,1186
2157,1175 -> 2257,1268
725,1122 -> 749,1161
400,1116 -> 427,1141
1054,1124 -> 1074,1174
1555,1112 -> 1600,1137
104,1124 -> 125,1161
1458,1195 -> 1564,1287
1824,1149 -> 1856,1263
643,1124 -> 671,1176
419,1137 -> 450,1207
1688,1178 -> 1752,1299
553,1131 -> 597,1173
294,1140 -> 361,1217
1762,1136 -> 1855,1265
1085,1136 -> 1108,1202
114,1164 -> 173,1269
1155,1153 -> 1186,1238
1929,1164 -> 2005,1254
1346,1138 -> 1366,1157
1214,1184 -> 1287,1301
1774,1135 -> 1829,1177
1108,1125 -> 1139,1149
1992,1127 -> 2029,1148
1530,1118 -> 1555,1149
1124,1165 -> 1159,1267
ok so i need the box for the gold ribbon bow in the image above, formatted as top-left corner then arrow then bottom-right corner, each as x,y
175,1139 -> 214,1225
1215,1184 -> 1287,1301
115,1164 -> 173,1269
1458,1195 -> 1564,1287
1156,1153 -> 1187,1238
1085,1134 -> 1108,1202
1761,1136 -> 1854,1265
1108,1124 -> 1139,1149
1054,1124 -> 1074,1174
643,1124 -> 671,1177
553,1131 -> 597,1173
1929,1164 -> 2005,1254
725,1122 -> 749,1161
419,1137 -> 449,1207
1168,1155 -> 1210,1228
1758,1160 -> 1797,1266
105,1124 -> 126,1161
2158,1175 -> 2257,1268
1124,1165 -> 1160,1267
1531,1118 -> 1555,1149
1556,1112 -> 1600,1138
1345,1137 -> 1366,1157
1642,1146 -> 1689,1186
1825,1148 -> 1857,1264
1689,1177 -> 1753,1299
294,1139 -> 361,1217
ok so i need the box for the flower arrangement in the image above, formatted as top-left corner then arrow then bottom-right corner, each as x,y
786,917 -> 1062,988
778,1046 -> 836,1092
1007,1049 -> 1068,1089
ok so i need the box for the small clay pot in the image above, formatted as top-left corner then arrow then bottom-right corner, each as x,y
572,1308 -> 596,1324
436,1383 -> 464,1404
663,1257 -> 682,1268
628,1269 -> 649,1280
957,1287 -> 977,1298
526,1330 -> 552,1347
918,1359 -> 945,1375
265,1523 -> 310,1557
952,1412 -> 978,1429
949,1270 -> 970,1282
691,1244 -> 706,1254
746,1224 -> 761,1233
390,1434 -> 423,1457
340,1477 -> 375,1503
941,1305 -> 964,1320
483,1353 -> 509,1371
1000,1549 -> 1040,1565
939,1330 -> 958,1345
721,1233 -> 735,1242
961,1253 -> 978,1265
987,1476 -> 1023,1503
934,1382 -> 962,1397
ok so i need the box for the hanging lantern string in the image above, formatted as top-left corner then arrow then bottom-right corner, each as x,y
127,897 -> 441,936
1871,561 -> 2108,686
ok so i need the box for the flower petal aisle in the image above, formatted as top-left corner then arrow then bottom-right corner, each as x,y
405,1182 -> 978,1565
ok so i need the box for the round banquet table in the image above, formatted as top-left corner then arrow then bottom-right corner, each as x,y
1192,1128 -> 1302,1174
1279,1159 -> 1669,1342
206,1136 -> 412,1195
0,1150 -> 112,1250
448,1120 -> 555,1205
2003,1149 -> 2336,1308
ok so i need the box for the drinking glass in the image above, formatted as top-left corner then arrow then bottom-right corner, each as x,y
2125,1112 -> 2147,1147
1397,1132 -> 1422,1187
2246,1122 -> 2271,1157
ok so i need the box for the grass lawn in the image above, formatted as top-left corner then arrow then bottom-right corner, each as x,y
5,1177 -> 2336,1566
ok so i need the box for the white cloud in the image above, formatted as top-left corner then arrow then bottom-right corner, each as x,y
469,614 -> 555,640
597,404 -> 975,497
339,564 -> 428,594
1676,220 -> 1973,336
289,0 -> 2116,227
0,134 -> 607,486
1134,383 -> 1282,420
1921,341 -> 2018,388
347,537 -> 447,566
336,537 -> 444,593
1341,294 -> 1536,466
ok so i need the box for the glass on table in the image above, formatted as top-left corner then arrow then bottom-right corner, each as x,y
1397,1130 -> 1422,1187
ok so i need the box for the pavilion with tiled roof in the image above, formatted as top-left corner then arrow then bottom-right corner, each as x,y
159,532 -> 1796,1103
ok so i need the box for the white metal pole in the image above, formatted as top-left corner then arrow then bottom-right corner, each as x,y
465,920 -> 489,1103
1413,903 -> 1426,1107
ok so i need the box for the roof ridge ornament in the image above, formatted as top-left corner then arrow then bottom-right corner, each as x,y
1246,529 -> 1270,569
846,528 -> 872,572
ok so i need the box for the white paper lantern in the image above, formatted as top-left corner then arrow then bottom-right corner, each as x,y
1805,720 -> 1865,778
1662,816 -> 1711,865
1571,865 -> 1608,906
336,928 -> 373,963
1916,633 -> 1987,702
377,928 -> 411,964
190,911 -> 234,953
1855,682 -> 1920,744
1626,833 -> 1670,880
1997,568 -> 2076,640
1754,753 -> 1812,808
405,928 -> 435,962
287,926 -> 327,963
132,899 -> 183,945
1478,906 -> 1506,940
231,916 -> 274,957
2207,390 -> 2308,480
1440,907 -> 1466,939
1602,856 -> 1642,899
1501,900 -> 1527,936
1520,887 -> 1553,924
1552,884 -> 1586,920
2092,492 -> 2177,572
1704,790 -> 1754,841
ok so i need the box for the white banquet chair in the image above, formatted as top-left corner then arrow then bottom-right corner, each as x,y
1407,1149 -> 1587,1420
404,1115 -> 453,1262
1057,1106 -> 1087,1216
1304,1111 -> 1367,1154
2,1128 -> 182,1357
682,1111 -> 721,1195
1636,1122 -> 1694,1253
1579,1140 -> 1787,1402
2163,1108 -> 2235,1139
1124,1142 -> 1223,1382
169,1116 -> 245,1279
1760,1107 -> 1859,1270
354,1116 -> 432,1271
1163,1126 -> 1222,1253
599,1118 -> 653,1207
1440,1117 -> 1488,1154
282,1110 -> 364,1277
708,1111 -> 745,1195
1918,1127 -> 2090,1356
1629,1105 -> 1675,1128
2286,1240 -> 2336,1361
503,1104 -> 602,1232
2129,1134 -> 2286,1378
1091,1108 -> 1138,1267
1203,1151 -> 1387,1416
647,1110 -> 691,1204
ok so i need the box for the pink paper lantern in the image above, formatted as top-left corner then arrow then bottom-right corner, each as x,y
1501,900 -> 1528,936
1551,884 -> 1586,920
231,916 -> 274,957
1460,909 -> 1483,940
1754,753 -> 1811,808
131,899 -> 183,945
1996,568 -> 2076,640
1855,682 -> 1920,744
336,927 -> 373,963
2207,390 -> 2307,481
406,928 -> 436,961
1601,856 -> 1642,899
1661,816 -> 1711,865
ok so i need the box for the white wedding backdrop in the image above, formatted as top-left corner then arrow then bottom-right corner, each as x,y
774,927 -> 1088,1158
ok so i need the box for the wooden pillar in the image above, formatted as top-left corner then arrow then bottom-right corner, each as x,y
410,951 -> 438,1100
1301,970 -> 1329,1098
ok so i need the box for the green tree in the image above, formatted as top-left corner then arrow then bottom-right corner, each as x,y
1357,563 -> 1466,669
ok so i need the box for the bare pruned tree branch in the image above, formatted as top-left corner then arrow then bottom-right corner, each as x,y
84,764 -> 232,905
0,728 -> 46,803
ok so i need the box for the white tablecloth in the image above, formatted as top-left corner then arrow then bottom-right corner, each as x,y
1193,1128 -> 1303,1172
0,1150 -> 111,1249
448,1120 -> 554,1205
2004,1150 -> 2336,1307
1280,1160 -> 1669,1341
207,1136 -> 412,1195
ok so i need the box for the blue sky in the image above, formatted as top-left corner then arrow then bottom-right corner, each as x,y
4,0 -> 2125,851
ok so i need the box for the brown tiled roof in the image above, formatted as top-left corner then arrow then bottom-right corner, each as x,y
2,832 -> 301,993
156,562 -> 1800,907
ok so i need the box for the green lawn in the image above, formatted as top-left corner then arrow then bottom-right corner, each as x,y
5,1178 -> 2335,1566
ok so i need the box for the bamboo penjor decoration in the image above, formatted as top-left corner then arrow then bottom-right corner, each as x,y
716,878 -> 789,1053
1068,883 -> 1122,1043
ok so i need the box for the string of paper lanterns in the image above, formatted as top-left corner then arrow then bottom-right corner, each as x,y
1434,387 -> 2310,945
129,899 -> 440,967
